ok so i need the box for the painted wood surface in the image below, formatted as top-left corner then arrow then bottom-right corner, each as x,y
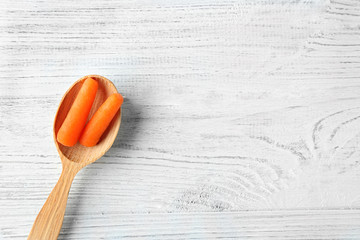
1,0 -> 360,239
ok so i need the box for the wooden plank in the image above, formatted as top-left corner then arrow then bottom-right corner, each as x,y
2,210 -> 360,239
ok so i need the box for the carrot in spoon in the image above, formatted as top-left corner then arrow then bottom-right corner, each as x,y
79,93 -> 123,147
57,77 -> 98,147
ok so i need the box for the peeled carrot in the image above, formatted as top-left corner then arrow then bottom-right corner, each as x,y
57,77 -> 98,147
79,93 -> 123,147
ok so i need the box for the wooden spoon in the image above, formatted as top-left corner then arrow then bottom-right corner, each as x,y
28,75 -> 121,240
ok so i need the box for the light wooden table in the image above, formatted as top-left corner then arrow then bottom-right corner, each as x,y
1,0 -> 360,239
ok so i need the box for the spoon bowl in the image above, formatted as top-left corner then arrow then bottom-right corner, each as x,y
28,75 -> 121,240
54,75 -> 121,167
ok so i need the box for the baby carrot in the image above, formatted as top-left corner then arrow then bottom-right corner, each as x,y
57,77 -> 98,147
79,93 -> 123,147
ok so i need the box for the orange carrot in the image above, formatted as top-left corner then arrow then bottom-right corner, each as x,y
57,78 -> 98,147
79,93 -> 123,147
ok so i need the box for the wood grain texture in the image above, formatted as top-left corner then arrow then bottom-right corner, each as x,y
1,0 -> 360,239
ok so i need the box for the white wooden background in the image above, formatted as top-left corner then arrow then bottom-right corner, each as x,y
1,0 -> 360,239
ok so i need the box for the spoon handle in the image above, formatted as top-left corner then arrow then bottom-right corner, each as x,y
28,162 -> 78,240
